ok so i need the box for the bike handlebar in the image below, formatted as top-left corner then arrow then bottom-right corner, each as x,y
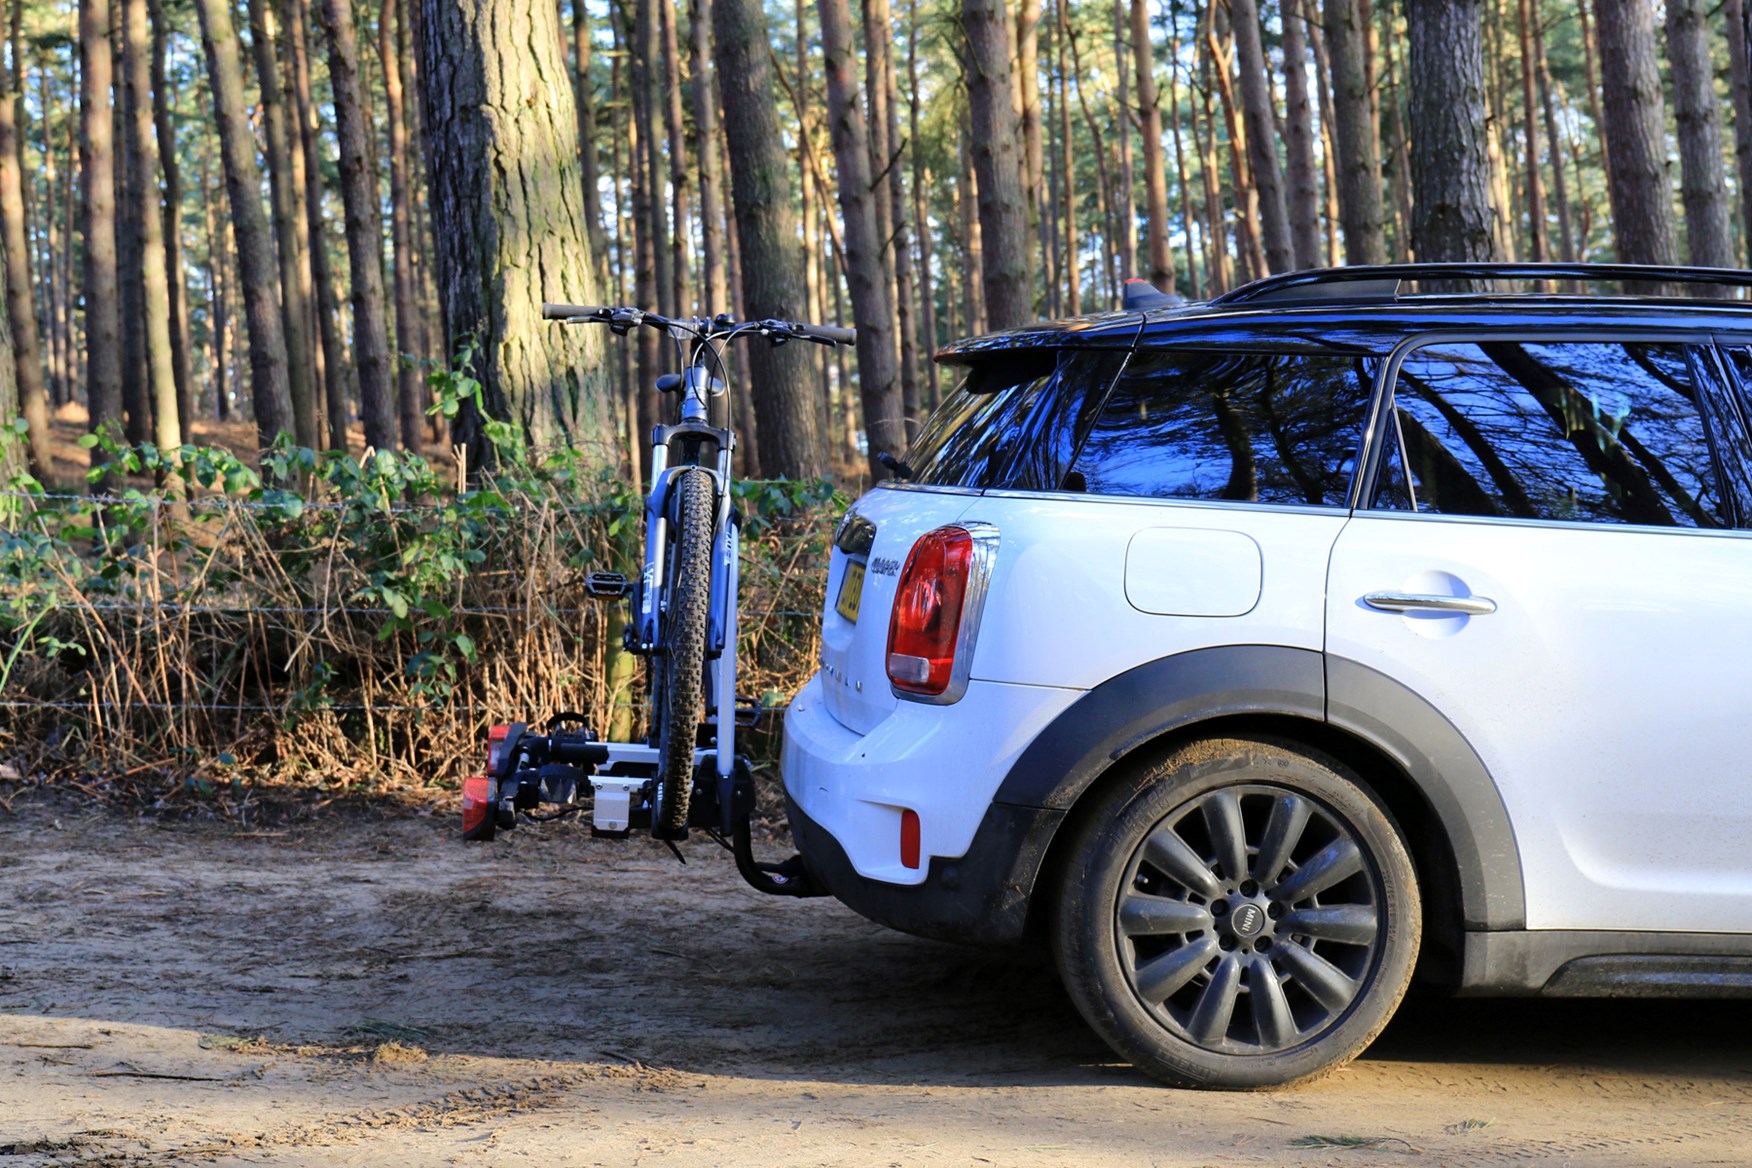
540,302 -> 856,347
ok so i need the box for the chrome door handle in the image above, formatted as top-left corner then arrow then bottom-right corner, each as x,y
1362,591 -> 1497,616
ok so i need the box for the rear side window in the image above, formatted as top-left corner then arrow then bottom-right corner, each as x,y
908,350 -> 1128,489
1068,351 -> 1376,506
1373,341 -> 1741,528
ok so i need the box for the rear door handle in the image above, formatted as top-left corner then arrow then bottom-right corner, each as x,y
1362,591 -> 1497,616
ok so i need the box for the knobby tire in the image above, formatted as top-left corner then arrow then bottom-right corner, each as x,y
656,468 -> 714,837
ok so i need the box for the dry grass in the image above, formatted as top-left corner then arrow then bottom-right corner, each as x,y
0,450 -> 834,819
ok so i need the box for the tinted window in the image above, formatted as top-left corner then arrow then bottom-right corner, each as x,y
907,350 -> 1127,489
1069,351 -> 1376,506
1374,341 -> 1736,528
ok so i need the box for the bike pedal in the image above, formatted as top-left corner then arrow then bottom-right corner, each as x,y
585,571 -> 632,599
734,696 -> 763,728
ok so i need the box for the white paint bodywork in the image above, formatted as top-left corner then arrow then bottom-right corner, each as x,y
1328,511 -> 1752,933
786,486 -> 1348,880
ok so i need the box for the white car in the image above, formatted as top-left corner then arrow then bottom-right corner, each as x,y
780,264 -> 1752,1088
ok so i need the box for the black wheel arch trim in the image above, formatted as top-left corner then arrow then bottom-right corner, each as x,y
989,644 -> 1526,933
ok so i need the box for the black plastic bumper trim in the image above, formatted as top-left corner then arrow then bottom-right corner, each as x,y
786,790 -> 1064,945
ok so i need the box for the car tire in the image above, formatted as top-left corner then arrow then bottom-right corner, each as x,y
1050,735 -> 1420,1089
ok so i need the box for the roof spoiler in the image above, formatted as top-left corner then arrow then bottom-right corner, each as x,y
1121,278 -> 1184,312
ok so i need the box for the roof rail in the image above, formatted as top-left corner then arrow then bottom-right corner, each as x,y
1210,262 -> 1752,306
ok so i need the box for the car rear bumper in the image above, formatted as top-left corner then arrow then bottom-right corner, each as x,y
785,785 -> 1063,945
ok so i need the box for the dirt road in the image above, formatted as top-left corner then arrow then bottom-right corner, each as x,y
5,796 -> 1752,1166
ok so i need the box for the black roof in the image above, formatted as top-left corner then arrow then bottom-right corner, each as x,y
934,263 -> 1752,361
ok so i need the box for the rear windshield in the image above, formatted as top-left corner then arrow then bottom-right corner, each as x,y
907,349 -> 1130,490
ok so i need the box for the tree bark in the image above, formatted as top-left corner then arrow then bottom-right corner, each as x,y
1322,0 -> 1385,265
119,0 -> 181,463
246,0 -> 319,448
1532,0 -> 1576,263
873,0 -> 918,437
1406,0 -> 1498,268
820,0 -> 904,467
321,0 -> 397,452
380,0 -> 425,447
633,0 -> 670,318
911,0 -> 938,402
287,0 -> 352,450
1727,0 -> 1752,261
571,0 -> 607,284
1280,0 -> 1321,270
1,0 -> 49,475
147,0 -> 195,443
1053,0 -> 1078,313
1594,0 -> 1675,267
659,0 -> 689,316
689,0 -> 728,319
1129,0 -> 1173,291
961,0 -> 1032,329
715,0 -> 824,475
81,0 -> 125,463
196,0 -> 296,447
0,215 -> 16,484
1016,0 -> 1043,286
1664,0 -> 1734,270
117,10 -> 148,448
416,0 -> 609,463
1110,0 -> 1135,281
1515,0 -> 1547,263
1230,0 -> 1293,274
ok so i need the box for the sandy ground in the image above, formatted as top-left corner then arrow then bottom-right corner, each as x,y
5,795 -> 1752,1167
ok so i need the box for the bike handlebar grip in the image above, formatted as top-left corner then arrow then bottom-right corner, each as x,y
541,303 -> 612,320
809,324 -> 857,345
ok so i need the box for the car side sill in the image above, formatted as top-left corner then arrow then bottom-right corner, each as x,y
1460,930 -> 1752,997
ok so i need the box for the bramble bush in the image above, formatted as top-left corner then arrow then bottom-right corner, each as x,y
0,374 -> 843,817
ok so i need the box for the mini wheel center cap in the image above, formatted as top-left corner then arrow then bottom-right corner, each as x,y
1230,902 -> 1266,938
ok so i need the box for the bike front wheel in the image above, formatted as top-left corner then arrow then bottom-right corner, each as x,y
655,467 -> 714,838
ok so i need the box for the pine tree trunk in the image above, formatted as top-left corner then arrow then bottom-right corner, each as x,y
1664,0 -> 1733,270
1280,0 -> 1321,270
573,0 -> 608,282
81,0 -> 125,462
820,0 -> 904,467
380,0 -> 424,447
1166,18 -> 1200,296
956,110 -> 986,332
1016,0 -> 1043,287
1727,0 -> 1752,261
119,0 -> 181,464
1594,0 -> 1677,268
246,0 -> 318,448
1129,0 -> 1173,291
962,0 -> 1032,329
1110,0 -> 1134,281
714,0 -> 825,475
632,0 -> 670,317
1307,10 -> 1342,264
320,0 -> 396,452
287,0 -> 352,450
1321,0 -> 1385,265
1532,0 -> 1576,263
659,0 -> 689,315
909,0 -> 939,406
0,0 -> 49,475
416,0 -> 609,462
1054,0 -> 1078,314
689,0 -> 727,318
1206,14 -> 1267,281
876,0 -> 919,438
1514,0 -> 1547,264
1378,16 -> 1416,260
1406,0 -> 1498,269
0,224 -> 16,484
1231,0 -> 1293,274
196,0 -> 296,447
147,0 -> 195,444
117,20 -> 149,449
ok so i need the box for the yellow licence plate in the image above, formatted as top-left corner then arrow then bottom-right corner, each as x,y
835,561 -> 867,623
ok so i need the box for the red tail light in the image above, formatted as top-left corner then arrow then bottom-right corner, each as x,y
887,524 -> 993,699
